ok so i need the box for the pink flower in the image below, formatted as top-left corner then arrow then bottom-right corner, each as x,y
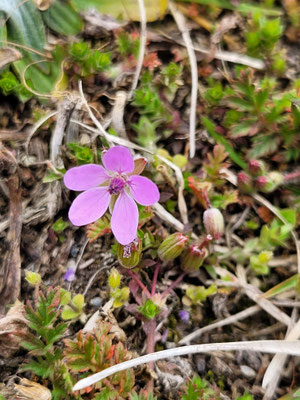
64,146 -> 160,245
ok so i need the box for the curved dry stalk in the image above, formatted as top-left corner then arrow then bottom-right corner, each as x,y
126,0 -> 147,101
78,80 -> 114,148
169,2 -> 198,159
25,111 -> 57,154
0,40 -> 51,58
157,154 -> 188,224
73,340 -> 300,391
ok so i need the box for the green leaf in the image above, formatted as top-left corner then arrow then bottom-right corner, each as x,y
72,294 -> 85,310
41,0 -> 83,36
71,0 -> 168,22
202,117 -> 246,168
43,168 -> 65,183
52,217 -> 69,233
263,274 -> 300,298
0,0 -> 47,68
279,209 -> 296,227
175,0 -> 282,15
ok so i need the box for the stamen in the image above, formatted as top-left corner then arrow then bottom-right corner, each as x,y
108,177 -> 125,195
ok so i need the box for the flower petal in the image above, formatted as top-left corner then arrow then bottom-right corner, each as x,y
111,191 -> 138,245
64,164 -> 110,191
128,175 -> 160,206
102,146 -> 134,174
68,187 -> 110,226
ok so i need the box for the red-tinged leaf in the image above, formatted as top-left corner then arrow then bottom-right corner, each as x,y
188,177 -> 212,209
86,216 -> 111,242
143,52 -> 162,71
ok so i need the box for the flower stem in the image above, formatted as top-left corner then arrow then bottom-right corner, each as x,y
126,269 -> 151,297
151,263 -> 160,297
161,272 -> 186,299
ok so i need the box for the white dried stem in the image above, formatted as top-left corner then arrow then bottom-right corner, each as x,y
169,2 -> 198,159
78,80 -> 113,147
73,340 -> 300,391
262,317 -> 300,399
157,155 -> 188,224
127,0 -> 147,101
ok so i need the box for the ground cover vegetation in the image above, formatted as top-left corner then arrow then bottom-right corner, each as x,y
0,0 -> 299,399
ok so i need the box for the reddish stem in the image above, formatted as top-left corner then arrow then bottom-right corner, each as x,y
199,234 -> 213,249
151,263 -> 160,297
284,170 -> 300,183
126,269 -> 151,297
161,272 -> 186,299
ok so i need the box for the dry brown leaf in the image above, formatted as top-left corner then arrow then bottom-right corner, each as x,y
0,302 -> 28,358
0,48 -> 22,70
14,379 -> 51,400
257,206 -> 274,223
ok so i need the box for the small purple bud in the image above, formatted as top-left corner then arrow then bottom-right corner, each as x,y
203,208 -> 224,240
237,171 -> 254,194
64,268 -> 75,282
179,309 -> 190,323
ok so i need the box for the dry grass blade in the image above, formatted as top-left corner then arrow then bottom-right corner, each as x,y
73,340 -> 300,391
169,2 -> 198,159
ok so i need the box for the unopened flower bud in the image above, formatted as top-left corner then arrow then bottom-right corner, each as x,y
256,172 -> 283,193
158,232 -> 188,261
181,245 -> 208,272
117,238 -> 142,268
248,160 -> 266,177
25,270 -> 41,285
203,208 -> 224,240
108,267 -> 121,289
237,171 -> 254,194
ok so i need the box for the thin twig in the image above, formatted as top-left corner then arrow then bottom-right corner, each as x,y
127,0 -> 147,101
67,239 -> 89,292
169,2 -> 198,159
73,340 -> 300,391
83,266 -> 107,297
179,305 -> 260,345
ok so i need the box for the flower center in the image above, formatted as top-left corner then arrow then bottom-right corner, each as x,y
108,177 -> 126,195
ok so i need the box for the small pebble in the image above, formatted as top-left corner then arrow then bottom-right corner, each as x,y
90,297 -> 102,307
240,365 -> 256,378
